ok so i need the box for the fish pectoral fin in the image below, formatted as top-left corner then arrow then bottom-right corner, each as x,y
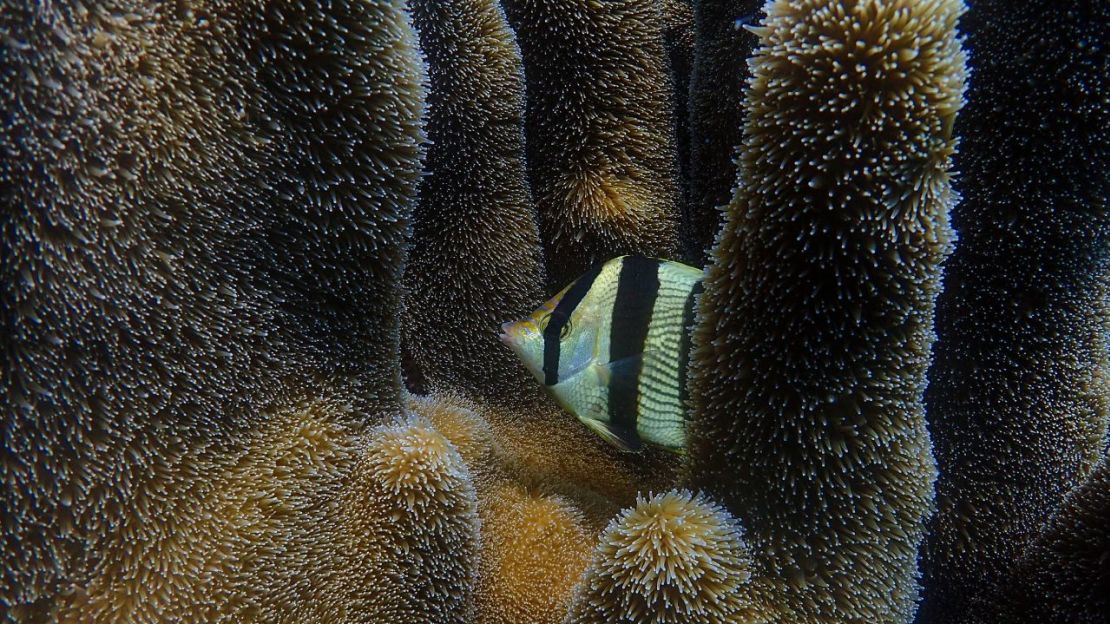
594,353 -> 646,385
580,417 -> 642,452
596,350 -> 672,389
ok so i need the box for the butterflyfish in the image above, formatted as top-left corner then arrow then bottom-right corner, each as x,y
499,255 -> 704,453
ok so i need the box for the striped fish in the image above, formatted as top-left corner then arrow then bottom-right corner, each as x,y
499,256 -> 704,453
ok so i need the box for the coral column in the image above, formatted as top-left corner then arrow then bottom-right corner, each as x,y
919,1 -> 1110,622
685,0 -> 762,264
501,0 -> 682,290
1002,454 -> 1110,624
0,0 -> 426,615
405,0 -> 547,407
686,1 -> 966,622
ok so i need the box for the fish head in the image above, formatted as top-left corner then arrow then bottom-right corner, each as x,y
499,314 -> 545,380
500,280 -> 603,386
499,289 -> 557,381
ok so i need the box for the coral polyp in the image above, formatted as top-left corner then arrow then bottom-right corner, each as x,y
566,491 -> 754,624
1,0 -> 1105,622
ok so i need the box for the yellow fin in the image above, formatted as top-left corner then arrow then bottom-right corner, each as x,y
580,417 -> 642,453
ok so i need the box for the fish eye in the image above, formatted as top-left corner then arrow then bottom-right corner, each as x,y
540,312 -> 568,335
560,319 -> 572,339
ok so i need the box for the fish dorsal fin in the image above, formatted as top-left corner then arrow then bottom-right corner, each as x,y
580,417 -> 642,453
657,259 -> 704,286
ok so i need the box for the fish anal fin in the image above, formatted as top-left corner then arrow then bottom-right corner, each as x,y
581,417 -> 642,453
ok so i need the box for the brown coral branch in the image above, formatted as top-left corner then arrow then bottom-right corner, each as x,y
686,0 -> 967,621
1001,453 -> 1110,624
0,0 -> 426,613
501,0 -> 683,290
405,0 -> 548,408
343,416 -> 480,623
918,1 -> 1110,621
685,0 -> 762,264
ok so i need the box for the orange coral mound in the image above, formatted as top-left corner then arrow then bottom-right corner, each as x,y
48,403 -> 479,624
343,417 -> 480,623
406,390 -> 684,623
567,491 -> 755,624
477,484 -> 593,624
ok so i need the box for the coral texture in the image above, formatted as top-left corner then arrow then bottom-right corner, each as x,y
47,399 -> 366,623
2,0 -> 1106,622
686,1 -> 966,622
918,0 -> 1110,621
0,0 -> 425,614
1002,454 -> 1110,624
685,0 -> 761,263
481,402 -> 681,530
343,417 -> 480,623
659,0 -> 695,223
39,404 -> 478,624
501,0 -> 682,289
404,0 -> 547,407
478,484 -> 594,624
407,390 -> 679,624
566,491 -> 755,624
409,392 -> 499,478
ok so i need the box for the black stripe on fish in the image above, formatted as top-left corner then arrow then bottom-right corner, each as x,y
543,261 -> 603,386
677,279 -> 704,418
608,257 -> 661,438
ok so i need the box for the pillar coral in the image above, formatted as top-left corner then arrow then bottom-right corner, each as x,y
687,0 -> 966,622
919,0 -> 1110,621
1002,454 -> 1110,624
685,0 -> 762,264
2,0 -> 1106,622
342,417 -> 480,623
49,407 -> 479,624
501,0 -> 682,290
407,390 -> 682,623
404,0 -> 547,408
0,0 -> 425,615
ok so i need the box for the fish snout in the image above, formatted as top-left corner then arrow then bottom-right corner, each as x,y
499,320 -> 517,346
499,318 -> 540,348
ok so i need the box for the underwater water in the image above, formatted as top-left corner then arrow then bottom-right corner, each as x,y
1,0 -> 1107,623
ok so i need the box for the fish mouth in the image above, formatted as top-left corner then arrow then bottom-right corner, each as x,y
498,320 -> 516,347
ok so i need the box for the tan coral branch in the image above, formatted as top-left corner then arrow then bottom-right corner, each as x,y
687,0 -> 967,621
